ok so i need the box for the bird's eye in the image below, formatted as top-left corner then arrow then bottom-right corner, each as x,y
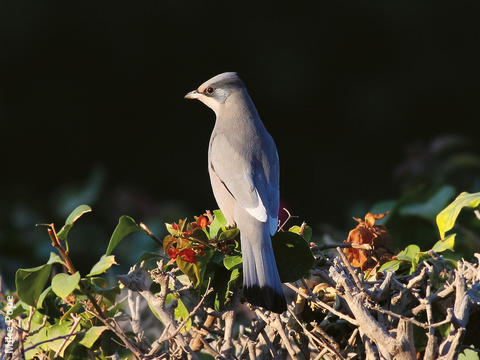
205,87 -> 214,94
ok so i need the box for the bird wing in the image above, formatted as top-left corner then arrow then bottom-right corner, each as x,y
209,132 -> 278,233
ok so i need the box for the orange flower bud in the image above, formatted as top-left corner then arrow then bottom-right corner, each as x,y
179,248 -> 196,263
196,215 -> 211,229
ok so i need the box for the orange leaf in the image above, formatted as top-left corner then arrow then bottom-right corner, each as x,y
344,211 -> 392,270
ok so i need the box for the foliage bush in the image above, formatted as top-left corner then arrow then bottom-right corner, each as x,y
1,191 -> 480,359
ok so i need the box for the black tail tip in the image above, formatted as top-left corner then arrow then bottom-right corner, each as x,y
244,285 -> 287,313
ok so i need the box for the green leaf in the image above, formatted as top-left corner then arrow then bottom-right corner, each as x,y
378,260 -> 402,273
226,267 -> 241,299
163,235 -> 176,254
211,265 -> 233,312
212,266 -> 240,313
106,215 -> 140,256
51,272 -> 81,299
37,286 -> 52,309
9,301 -> 28,318
218,228 -> 240,242
16,264 -> 52,307
87,255 -> 117,277
458,347 -> 480,360
411,252 -> 428,274
209,209 -> 227,238
223,255 -> 242,270
83,277 -> 120,304
399,186 -> 455,222
24,325 -> 49,358
196,249 -> 214,290
289,225 -> 313,243
176,258 -> 201,288
396,244 -> 421,262
47,252 -> 64,265
191,227 -> 211,243
166,294 -> 192,332
147,301 -> 162,322
272,231 -> 314,283
60,303 -> 83,323
432,233 -> 456,253
136,251 -> 163,263
24,310 -> 45,328
24,321 -> 79,358
79,326 -> 108,348
165,222 -> 176,235
198,353 -> 216,360
57,204 -> 92,241
136,252 -> 164,270
436,191 -> 480,239
46,320 -> 81,356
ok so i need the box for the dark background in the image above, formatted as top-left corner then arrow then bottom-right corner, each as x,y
1,1 -> 480,284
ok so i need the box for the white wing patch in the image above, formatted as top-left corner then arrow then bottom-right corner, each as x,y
245,188 -> 268,222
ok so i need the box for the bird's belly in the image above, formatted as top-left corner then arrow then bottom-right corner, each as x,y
208,167 -> 236,227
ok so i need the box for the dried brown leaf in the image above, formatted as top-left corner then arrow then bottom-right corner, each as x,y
344,212 -> 393,270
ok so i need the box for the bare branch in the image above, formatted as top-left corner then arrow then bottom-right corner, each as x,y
239,319 -> 267,360
160,285 -> 213,343
424,284 -> 438,360
285,282 -> 358,326
220,308 -> 236,359
139,222 -> 163,246
256,311 -> 299,360
190,311 -> 217,351
311,243 -> 373,252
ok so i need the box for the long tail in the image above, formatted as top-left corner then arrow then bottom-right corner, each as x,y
237,210 -> 287,313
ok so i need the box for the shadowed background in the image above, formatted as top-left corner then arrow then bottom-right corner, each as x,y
1,1 -> 480,286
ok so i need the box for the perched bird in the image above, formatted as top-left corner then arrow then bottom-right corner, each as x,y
185,72 -> 287,313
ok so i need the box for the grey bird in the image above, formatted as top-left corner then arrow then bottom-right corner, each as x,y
185,72 -> 287,313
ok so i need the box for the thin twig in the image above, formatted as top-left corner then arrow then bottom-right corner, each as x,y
260,329 -> 277,359
160,285 -> 213,342
412,282 -> 455,316
139,222 -> 163,246
285,283 -> 358,326
200,337 -> 225,359
287,308 -> 344,359
55,315 -> 82,357
86,308 -> 142,359
40,223 -> 76,274
17,324 -> 25,360
255,311 -> 299,360
341,328 -> 359,357
367,303 -> 453,329
336,247 -> 369,297
247,340 -> 257,360
424,284 -> 437,360
278,208 -> 298,232
23,332 -> 83,353
190,311 -> 217,351
406,267 -> 427,290
298,222 -> 307,236
311,243 -> 373,252
23,306 -> 35,340
239,319 -> 266,359
310,322 -> 342,355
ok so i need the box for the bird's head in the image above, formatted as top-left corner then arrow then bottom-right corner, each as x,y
185,72 -> 244,114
